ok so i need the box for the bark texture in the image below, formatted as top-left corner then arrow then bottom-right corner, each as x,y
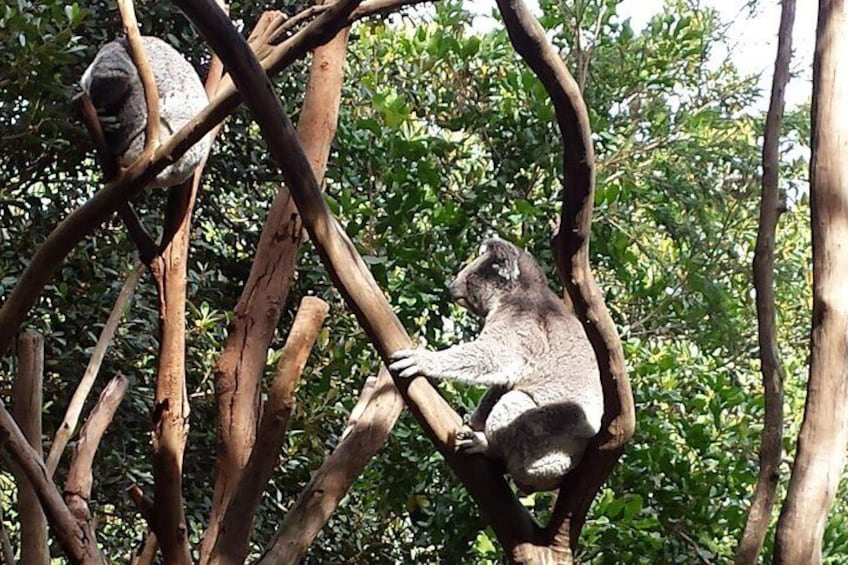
736,1 -> 795,563
774,1 -> 848,563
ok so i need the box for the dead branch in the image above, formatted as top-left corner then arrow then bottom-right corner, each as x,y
259,366 -> 404,564
209,297 -> 329,563
774,1 -> 848,562
64,375 -> 129,527
118,0 -> 161,153
201,15 -> 351,560
495,0 -> 634,558
46,263 -> 143,478
0,401 -> 104,563
0,0 -> 437,357
12,332 -> 49,565
736,1 -> 795,563
175,0 -> 540,558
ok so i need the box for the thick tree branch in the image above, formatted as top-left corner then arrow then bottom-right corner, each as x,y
46,263 -> 143,478
64,375 -> 129,528
12,332 -> 49,565
495,0 -> 634,559
774,1 -> 848,563
0,0 -> 435,357
736,1 -> 795,563
174,0 -> 540,558
259,366 -> 404,564
210,297 -> 329,563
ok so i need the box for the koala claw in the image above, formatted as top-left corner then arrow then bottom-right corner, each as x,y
454,426 -> 488,455
389,349 -> 428,379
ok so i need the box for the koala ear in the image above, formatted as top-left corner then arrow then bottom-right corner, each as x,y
483,238 -> 521,282
491,259 -> 520,282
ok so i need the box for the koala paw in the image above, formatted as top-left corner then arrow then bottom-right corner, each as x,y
454,426 -> 489,455
389,348 -> 436,379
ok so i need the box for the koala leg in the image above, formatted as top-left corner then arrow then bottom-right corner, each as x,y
467,385 -> 508,431
486,390 -> 580,493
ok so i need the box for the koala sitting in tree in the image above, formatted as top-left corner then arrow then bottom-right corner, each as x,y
390,238 -> 604,492
80,36 -> 211,188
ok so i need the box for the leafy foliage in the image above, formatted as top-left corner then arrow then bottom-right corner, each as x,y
1,0 -> 844,562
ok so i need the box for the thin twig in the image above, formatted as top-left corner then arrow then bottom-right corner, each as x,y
46,263 -> 143,478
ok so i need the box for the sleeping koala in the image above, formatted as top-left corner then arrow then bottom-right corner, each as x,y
390,238 -> 603,492
80,35 -> 210,188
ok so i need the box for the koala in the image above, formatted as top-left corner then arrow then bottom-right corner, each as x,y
390,238 -> 604,492
80,36 -> 211,188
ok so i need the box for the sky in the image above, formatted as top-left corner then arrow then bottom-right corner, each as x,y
468,0 -> 817,111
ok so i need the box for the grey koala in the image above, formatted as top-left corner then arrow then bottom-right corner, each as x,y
389,238 -> 603,492
80,36 -> 211,188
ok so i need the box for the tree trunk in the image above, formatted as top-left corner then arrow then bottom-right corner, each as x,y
773,1 -> 848,563
12,332 -> 49,565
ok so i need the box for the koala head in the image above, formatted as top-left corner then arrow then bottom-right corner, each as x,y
448,238 -> 549,317
80,42 -> 136,114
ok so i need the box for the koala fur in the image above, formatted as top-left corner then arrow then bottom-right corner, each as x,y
80,36 -> 210,188
390,238 -> 603,492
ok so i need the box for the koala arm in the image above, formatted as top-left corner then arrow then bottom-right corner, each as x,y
389,340 -> 526,387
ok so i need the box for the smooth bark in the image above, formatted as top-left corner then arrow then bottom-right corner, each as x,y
774,1 -> 848,563
175,0 -> 541,559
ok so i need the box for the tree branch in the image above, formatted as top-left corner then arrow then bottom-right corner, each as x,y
736,1 -> 795,563
202,13 -> 351,560
64,375 -> 129,528
12,332 -> 49,565
118,0 -> 161,153
774,1 -> 848,562
174,0 -> 541,558
0,401 -> 104,563
495,0 -> 634,558
259,366 -> 404,564
46,263 -> 144,478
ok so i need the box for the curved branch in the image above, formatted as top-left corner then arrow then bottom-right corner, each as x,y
173,0 -> 540,556
495,0 -> 634,557
118,0 -> 161,153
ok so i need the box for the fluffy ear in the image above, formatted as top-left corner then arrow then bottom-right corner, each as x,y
481,238 -> 520,282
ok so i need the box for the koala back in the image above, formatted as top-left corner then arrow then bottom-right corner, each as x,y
452,238 -> 604,450
81,36 -> 211,187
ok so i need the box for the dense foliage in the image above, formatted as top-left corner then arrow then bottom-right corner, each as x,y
1,0 -> 844,562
